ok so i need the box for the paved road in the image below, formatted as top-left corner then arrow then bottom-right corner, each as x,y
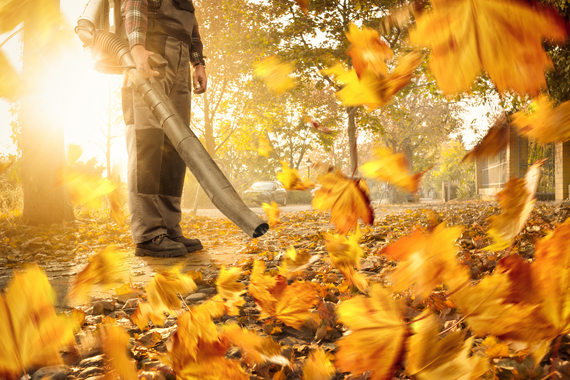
184,204 -> 313,218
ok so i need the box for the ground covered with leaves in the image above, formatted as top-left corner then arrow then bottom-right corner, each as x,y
4,200 -> 570,380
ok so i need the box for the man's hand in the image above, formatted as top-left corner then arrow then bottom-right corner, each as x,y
192,64 -> 207,94
131,45 -> 159,78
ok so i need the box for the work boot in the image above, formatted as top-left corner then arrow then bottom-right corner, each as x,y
171,236 -> 203,253
135,234 -> 187,257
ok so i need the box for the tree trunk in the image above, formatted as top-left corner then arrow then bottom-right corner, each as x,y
21,0 -> 73,224
347,106 -> 358,175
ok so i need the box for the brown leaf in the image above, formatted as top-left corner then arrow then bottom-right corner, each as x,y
462,117 -> 509,162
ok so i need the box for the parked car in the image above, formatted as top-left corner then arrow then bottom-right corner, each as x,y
243,181 -> 288,206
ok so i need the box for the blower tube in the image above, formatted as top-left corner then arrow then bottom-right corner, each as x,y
76,26 -> 269,238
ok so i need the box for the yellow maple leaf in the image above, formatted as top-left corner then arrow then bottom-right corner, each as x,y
381,223 -> 469,300
324,229 -> 368,292
360,147 -> 426,193
258,137 -> 273,157
406,314 -> 487,380
103,325 -> 138,380
276,160 -> 315,190
409,0 -> 566,95
462,117 -> 509,162
69,246 -> 123,303
346,23 -> 394,78
146,266 -> 198,314
303,348 -> 335,380
279,246 -> 320,278
0,265 -> 76,377
222,323 -> 283,365
131,301 -> 167,330
512,96 -> 570,144
485,159 -> 545,251
254,56 -> 296,94
312,170 -> 374,234
262,201 -> 281,227
335,284 -> 407,380
481,336 -> 510,358
215,266 -> 246,303
249,260 -> 317,329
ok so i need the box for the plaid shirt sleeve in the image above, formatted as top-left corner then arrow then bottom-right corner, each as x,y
189,23 -> 205,66
124,0 -> 148,49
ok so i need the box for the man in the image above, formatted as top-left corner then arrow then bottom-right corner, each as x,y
122,0 -> 207,257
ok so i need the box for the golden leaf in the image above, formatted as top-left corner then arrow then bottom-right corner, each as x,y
303,348 -> 335,380
485,159 -> 545,251
0,265 -> 76,377
279,246 -> 320,278
324,229 -> 368,292
222,323 -> 283,365
131,301 -> 166,330
409,0 -> 566,95
512,96 -> 570,144
69,246 -> 123,303
462,117 -> 509,162
103,325 -> 137,380
254,56 -> 296,94
381,223 -> 469,300
215,266 -> 246,302
146,266 -> 198,314
346,23 -> 394,78
481,336 -> 510,358
276,161 -> 315,191
406,314 -> 487,379
335,284 -> 407,380
262,201 -> 281,227
258,137 -> 273,157
109,187 -> 125,226
360,147 -> 426,193
249,260 -> 317,329
312,170 -> 374,234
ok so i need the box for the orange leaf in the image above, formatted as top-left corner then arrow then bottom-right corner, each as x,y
346,23 -> 393,78
222,323 -> 283,365
279,246 -> 320,278
409,0 -> 566,95
276,161 -> 315,191
485,159 -> 545,251
258,137 -> 273,157
335,284 -> 407,380
324,229 -> 368,292
512,96 -> 570,144
462,117 -> 509,162
0,265 -> 76,377
295,0 -> 309,15
312,170 -> 374,234
303,348 -> 335,380
360,147 -> 426,193
103,325 -> 137,380
381,224 -> 468,300
262,201 -> 281,227
145,266 -> 198,314
254,56 -> 295,94
215,266 -> 246,313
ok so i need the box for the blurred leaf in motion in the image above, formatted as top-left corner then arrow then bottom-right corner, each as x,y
103,325 -> 137,380
409,0 -> 566,95
463,116 -> 509,162
512,96 -> 570,144
279,246 -> 319,278
254,56 -> 296,94
277,161 -> 315,191
145,266 -> 198,314
258,137 -> 273,157
262,201 -> 281,227
303,348 -> 335,380
325,229 -> 368,292
346,23 -> 393,78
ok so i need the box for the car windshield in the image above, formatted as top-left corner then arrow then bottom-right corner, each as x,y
250,182 -> 273,191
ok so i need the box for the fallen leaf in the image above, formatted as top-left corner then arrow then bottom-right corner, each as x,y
262,201 -> 281,227
409,0 -> 566,95
346,23 -> 393,78
360,147 -> 426,193
145,266 -> 198,314
485,159 -> 545,251
254,56 -> 296,94
216,266 -> 246,302
276,161 -> 315,191
279,246 -> 320,278
324,229 -> 368,292
335,284 -> 407,380
303,348 -> 335,380
312,170 -> 374,234
406,314 -> 488,379
512,96 -> 570,144
131,301 -> 167,330
222,323 -> 283,365
462,116 -> 509,162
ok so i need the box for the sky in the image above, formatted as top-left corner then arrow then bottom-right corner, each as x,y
0,1 -> 495,180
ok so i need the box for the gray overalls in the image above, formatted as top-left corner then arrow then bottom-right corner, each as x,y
124,0 -> 196,244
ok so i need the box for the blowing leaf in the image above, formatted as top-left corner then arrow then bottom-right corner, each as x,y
276,161 -> 315,191
406,314 -> 487,380
258,137 -> 273,157
312,170 -> 374,234
381,223 -> 468,300
303,348 -> 335,380
512,96 -> 570,144
462,116 -> 510,162
360,148 -> 426,193
346,23 -> 393,78
222,323 -> 284,366
254,56 -> 296,95
103,325 -> 137,380
215,266 -> 246,315
145,266 -> 198,314
279,246 -> 320,278
262,201 -> 281,228
409,0 -> 566,95
335,284 -> 408,380
324,229 -> 368,292
0,265 -> 76,377
485,159 -> 545,251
